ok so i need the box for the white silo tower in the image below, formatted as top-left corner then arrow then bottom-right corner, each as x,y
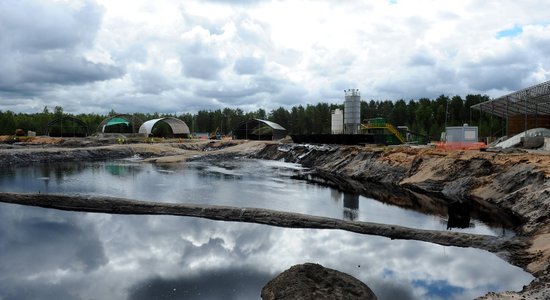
344,89 -> 361,134
331,109 -> 343,134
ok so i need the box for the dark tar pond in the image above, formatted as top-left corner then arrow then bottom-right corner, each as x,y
0,158 -> 533,300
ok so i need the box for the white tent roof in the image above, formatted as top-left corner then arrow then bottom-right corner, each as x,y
138,117 -> 190,136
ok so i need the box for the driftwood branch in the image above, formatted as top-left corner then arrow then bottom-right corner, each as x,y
0,192 -> 522,253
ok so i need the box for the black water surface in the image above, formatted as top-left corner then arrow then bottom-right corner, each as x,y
0,159 -> 533,300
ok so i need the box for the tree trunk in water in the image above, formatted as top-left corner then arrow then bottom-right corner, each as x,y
0,192 -> 523,254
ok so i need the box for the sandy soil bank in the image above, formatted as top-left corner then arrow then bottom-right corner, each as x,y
0,137 -> 270,166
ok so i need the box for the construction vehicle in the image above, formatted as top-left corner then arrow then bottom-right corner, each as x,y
209,127 -> 222,140
14,129 -> 25,136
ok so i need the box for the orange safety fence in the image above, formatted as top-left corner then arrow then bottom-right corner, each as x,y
435,142 -> 486,151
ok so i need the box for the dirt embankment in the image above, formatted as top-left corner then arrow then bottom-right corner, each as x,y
0,138 -> 267,166
255,143 -> 550,299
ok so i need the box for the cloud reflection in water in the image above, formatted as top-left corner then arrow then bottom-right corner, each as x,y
0,159 -> 534,299
0,203 -> 533,300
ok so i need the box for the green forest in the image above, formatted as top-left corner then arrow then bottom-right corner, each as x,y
0,94 -> 504,140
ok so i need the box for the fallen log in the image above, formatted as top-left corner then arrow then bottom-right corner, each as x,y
0,192 -> 524,254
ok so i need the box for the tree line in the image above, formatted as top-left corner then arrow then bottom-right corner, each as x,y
0,94 -> 504,139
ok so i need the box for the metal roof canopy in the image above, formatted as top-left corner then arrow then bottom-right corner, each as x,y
471,80 -> 550,118
47,116 -> 89,137
232,119 -> 287,140
138,117 -> 190,136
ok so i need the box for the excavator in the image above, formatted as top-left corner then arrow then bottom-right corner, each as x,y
209,127 -> 222,140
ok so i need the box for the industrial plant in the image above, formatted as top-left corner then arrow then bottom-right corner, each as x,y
292,89 -> 421,145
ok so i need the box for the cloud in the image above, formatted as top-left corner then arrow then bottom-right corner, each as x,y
457,42 -> 537,92
203,0 -> 267,5
179,27 -> 226,80
0,0 -> 102,51
127,267 -> 272,300
1,0 -> 550,114
461,64 -> 532,92
0,205 -> 107,290
20,53 -> 123,85
132,69 -> 176,94
0,159 -> 535,299
234,56 -> 265,74
408,52 -> 437,67
368,278 -> 417,300
0,0 -> 123,98
181,55 -> 225,80
193,74 -> 283,108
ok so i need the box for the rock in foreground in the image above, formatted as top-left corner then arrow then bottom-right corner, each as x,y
261,263 -> 377,300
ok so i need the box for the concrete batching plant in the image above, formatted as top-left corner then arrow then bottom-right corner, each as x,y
292,88 -> 422,145
331,109 -> 344,134
294,88 -> 406,145
344,89 -> 361,134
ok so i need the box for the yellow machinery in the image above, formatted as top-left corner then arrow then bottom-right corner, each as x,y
361,118 -> 406,144
210,127 -> 222,140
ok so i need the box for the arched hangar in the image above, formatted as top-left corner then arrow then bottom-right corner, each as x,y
98,115 -> 143,134
232,119 -> 287,140
47,116 -> 88,137
138,117 -> 190,138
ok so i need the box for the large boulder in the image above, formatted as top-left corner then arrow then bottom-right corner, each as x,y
261,263 -> 377,300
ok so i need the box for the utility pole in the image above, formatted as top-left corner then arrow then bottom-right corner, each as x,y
444,98 -> 449,141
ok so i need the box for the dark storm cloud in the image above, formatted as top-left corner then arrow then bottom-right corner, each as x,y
0,0 -> 124,96
127,267 -> 273,300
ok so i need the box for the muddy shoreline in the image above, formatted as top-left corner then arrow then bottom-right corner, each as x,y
254,143 -> 550,299
0,139 -> 549,299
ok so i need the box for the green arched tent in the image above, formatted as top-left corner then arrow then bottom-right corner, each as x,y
98,115 -> 142,134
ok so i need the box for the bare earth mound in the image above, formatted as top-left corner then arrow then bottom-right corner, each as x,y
261,263 -> 377,300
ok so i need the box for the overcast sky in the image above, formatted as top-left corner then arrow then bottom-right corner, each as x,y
1,0 -> 549,115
